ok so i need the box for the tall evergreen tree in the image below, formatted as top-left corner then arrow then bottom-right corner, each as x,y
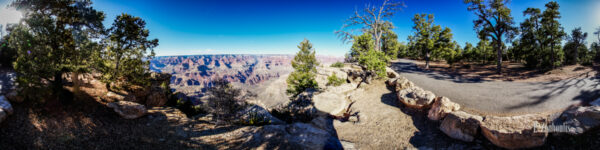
100,13 -> 158,89
541,1 -> 566,68
410,14 -> 454,69
348,33 -> 375,62
565,27 -> 587,65
464,0 -> 518,74
286,39 -> 319,97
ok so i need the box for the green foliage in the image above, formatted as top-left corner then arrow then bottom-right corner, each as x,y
8,0 -> 105,99
408,14 -> 457,67
564,28 -> 588,65
0,39 -> 16,67
381,26 -> 401,59
348,33 -> 375,62
287,39 -> 319,97
358,49 -> 389,78
99,13 -> 158,89
330,62 -> 344,68
326,73 -> 345,86
464,0 -> 518,73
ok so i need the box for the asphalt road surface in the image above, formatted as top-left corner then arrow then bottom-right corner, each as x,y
391,59 -> 600,116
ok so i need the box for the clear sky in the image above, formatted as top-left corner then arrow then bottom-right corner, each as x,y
1,0 -> 598,56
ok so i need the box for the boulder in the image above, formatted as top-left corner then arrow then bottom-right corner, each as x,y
286,123 -> 338,149
0,96 -> 13,115
397,87 -> 436,109
346,70 -> 363,84
393,77 -> 415,92
102,91 -> 136,103
237,105 -> 285,125
439,111 -> 483,142
428,97 -> 460,121
551,106 -> 600,135
386,70 -> 399,79
480,114 -> 548,149
591,98 -> 600,106
4,90 -> 23,103
107,101 -> 147,119
313,92 -> 347,115
146,87 -> 168,107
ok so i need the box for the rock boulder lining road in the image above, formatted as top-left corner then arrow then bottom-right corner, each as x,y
391,59 -> 600,116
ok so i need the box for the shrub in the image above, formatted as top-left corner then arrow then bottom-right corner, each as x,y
271,91 -> 316,123
358,49 -> 389,78
326,73 -> 345,86
166,93 -> 206,117
330,62 -> 344,68
206,78 -> 245,122
287,39 -> 319,97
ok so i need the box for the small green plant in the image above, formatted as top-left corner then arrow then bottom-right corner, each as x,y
358,49 -> 389,78
330,62 -> 344,68
326,73 -> 345,86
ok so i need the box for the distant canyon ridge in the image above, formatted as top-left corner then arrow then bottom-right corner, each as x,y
150,54 -> 343,98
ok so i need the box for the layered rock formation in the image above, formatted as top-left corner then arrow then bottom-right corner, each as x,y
150,55 -> 342,98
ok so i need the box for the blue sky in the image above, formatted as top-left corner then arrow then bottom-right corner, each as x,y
1,0 -> 598,56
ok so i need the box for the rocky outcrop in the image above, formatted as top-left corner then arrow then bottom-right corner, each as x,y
551,106 -> 600,135
387,76 -> 415,92
397,86 -> 436,109
480,114 -> 548,149
107,101 -> 147,119
428,97 -> 460,121
237,105 -> 285,125
440,111 -> 483,142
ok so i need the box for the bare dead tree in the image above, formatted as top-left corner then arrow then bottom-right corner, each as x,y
336,0 -> 405,51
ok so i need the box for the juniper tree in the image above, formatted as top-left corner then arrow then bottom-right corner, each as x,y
9,0 -> 105,100
100,13 -> 158,90
348,33 -> 375,62
286,39 -> 319,97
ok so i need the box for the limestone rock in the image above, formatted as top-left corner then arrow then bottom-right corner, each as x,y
480,114 -> 548,149
393,77 -> 415,92
108,101 -> 147,119
440,111 -> 483,142
102,91 -> 136,103
386,68 -> 399,78
313,92 -> 347,115
397,87 -> 436,109
428,97 -> 460,121
237,105 -> 285,125
551,106 -> 600,135
0,95 -> 13,115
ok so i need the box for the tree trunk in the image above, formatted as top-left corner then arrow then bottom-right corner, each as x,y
574,42 -> 579,64
496,42 -> 502,74
72,72 -> 80,98
551,40 -> 555,69
425,50 -> 430,70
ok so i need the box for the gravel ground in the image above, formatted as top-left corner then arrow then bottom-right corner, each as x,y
391,59 -> 600,116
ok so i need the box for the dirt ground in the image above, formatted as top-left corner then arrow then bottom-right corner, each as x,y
413,60 -> 598,82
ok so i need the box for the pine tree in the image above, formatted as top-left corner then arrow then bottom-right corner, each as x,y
348,33 -> 375,62
286,39 -> 319,97
100,13 -> 159,90
541,1 -> 566,68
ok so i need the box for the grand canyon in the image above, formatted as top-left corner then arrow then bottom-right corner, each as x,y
150,55 -> 343,98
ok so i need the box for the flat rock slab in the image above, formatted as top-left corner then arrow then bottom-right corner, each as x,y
551,106 -> 600,135
313,92 -> 348,115
440,111 -> 483,142
480,114 -> 548,149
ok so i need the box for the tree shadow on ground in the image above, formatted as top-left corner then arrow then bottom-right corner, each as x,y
506,72 -> 600,110
390,61 -> 487,83
0,84 -> 212,149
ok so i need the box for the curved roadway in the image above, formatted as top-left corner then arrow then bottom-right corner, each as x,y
391,59 -> 600,116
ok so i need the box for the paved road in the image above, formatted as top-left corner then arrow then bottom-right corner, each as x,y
391,59 -> 600,115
